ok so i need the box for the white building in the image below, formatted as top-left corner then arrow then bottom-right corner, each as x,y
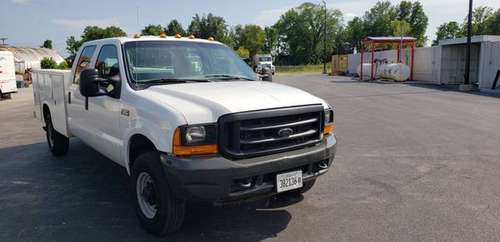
0,45 -> 65,73
347,35 -> 500,91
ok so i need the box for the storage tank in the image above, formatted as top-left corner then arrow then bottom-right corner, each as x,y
378,63 -> 410,81
356,63 -> 375,80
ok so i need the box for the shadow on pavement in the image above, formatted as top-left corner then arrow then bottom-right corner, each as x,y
0,140 -> 292,241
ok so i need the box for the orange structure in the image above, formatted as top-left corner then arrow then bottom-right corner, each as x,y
360,36 -> 417,81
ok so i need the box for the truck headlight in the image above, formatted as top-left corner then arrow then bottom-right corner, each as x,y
323,108 -> 335,135
173,124 -> 217,156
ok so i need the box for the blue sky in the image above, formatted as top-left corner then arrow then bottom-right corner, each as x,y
2,0 -> 499,56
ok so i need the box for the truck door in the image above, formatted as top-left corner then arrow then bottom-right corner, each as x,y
67,45 -> 97,143
85,44 -> 123,162
67,44 -> 123,163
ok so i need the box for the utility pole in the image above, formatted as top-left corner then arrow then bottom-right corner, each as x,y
322,0 -> 327,74
461,0 -> 473,91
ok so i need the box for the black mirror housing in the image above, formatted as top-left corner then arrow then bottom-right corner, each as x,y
79,68 -> 101,97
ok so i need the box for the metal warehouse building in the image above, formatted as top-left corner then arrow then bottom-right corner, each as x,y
346,35 -> 500,90
0,46 -> 65,73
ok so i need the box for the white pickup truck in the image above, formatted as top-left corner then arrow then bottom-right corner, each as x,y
32,36 -> 336,236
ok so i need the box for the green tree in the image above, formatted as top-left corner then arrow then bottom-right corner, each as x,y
274,2 -> 343,65
166,19 -> 186,36
57,60 -> 69,69
236,46 -> 250,58
263,26 -> 278,54
66,26 -> 126,55
66,36 -> 80,56
486,9 -> 500,34
433,21 -> 462,45
226,25 -> 244,49
41,57 -> 57,69
397,1 -> 428,46
141,24 -> 164,36
462,6 -> 494,35
239,25 -> 266,57
363,1 -> 398,37
188,13 -> 228,41
41,39 -> 53,49
345,17 -> 365,52
391,20 -> 411,37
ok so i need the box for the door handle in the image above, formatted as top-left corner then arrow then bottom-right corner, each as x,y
68,92 -> 71,104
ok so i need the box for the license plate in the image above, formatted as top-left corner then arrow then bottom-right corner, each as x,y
276,170 -> 303,193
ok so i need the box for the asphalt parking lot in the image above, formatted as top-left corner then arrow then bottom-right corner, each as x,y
1,74 -> 500,241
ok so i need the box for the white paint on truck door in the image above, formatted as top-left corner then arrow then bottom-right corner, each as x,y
85,44 -> 123,163
67,43 -> 124,164
67,45 -> 97,147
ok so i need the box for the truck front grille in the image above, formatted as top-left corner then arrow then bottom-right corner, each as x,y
218,105 -> 324,159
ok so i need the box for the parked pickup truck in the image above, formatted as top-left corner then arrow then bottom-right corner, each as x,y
32,36 -> 336,236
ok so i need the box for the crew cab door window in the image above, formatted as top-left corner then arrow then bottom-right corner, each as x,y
95,45 -> 121,96
73,46 -> 96,84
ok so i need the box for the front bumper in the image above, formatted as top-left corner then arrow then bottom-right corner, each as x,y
159,134 -> 337,204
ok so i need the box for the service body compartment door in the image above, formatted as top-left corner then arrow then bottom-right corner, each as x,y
50,72 -> 71,136
32,70 -> 71,136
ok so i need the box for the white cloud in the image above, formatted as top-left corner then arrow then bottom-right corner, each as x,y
12,0 -> 31,4
52,18 -> 121,31
254,7 -> 291,27
344,13 -> 359,22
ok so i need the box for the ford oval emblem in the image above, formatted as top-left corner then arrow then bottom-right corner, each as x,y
277,128 -> 294,137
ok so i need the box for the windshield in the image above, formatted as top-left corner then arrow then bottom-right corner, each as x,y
124,41 -> 257,83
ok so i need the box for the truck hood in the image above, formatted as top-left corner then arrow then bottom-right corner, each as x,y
141,81 -> 327,124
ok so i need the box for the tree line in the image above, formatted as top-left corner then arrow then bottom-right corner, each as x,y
433,6 -> 500,45
57,1 -> 498,66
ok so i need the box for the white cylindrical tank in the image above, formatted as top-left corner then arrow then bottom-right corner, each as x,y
356,63 -> 375,80
378,63 -> 410,81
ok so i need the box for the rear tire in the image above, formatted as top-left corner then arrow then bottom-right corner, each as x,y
132,152 -> 185,236
45,114 -> 69,156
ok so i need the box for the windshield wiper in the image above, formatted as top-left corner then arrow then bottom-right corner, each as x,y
137,78 -> 211,85
203,74 -> 255,81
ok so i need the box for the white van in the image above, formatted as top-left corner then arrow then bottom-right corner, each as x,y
0,51 -> 17,98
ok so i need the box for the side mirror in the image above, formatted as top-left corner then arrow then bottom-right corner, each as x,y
79,68 -> 102,97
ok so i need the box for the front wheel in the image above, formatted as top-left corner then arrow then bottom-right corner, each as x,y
132,152 -> 185,236
45,114 -> 69,156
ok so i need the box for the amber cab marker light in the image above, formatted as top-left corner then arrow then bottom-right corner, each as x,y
133,33 -> 140,39
324,123 -> 335,135
188,34 -> 195,39
175,33 -> 182,38
159,32 -> 167,38
208,37 -> 215,41
172,128 -> 218,156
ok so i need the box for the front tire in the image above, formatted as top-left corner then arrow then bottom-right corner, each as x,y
45,114 -> 69,156
132,152 -> 185,236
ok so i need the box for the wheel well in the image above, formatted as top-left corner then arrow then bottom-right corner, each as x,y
129,134 -> 157,171
42,104 -> 50,122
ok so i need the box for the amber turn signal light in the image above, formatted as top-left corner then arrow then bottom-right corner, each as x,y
172,128 -> 217,156
324,123 -> 335,135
